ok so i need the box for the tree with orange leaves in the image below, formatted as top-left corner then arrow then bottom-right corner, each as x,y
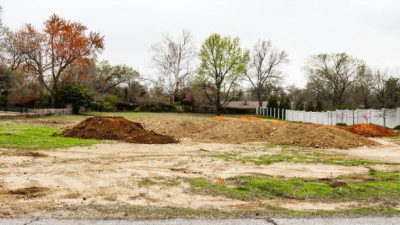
44,14 -> 104,107
17,14 -> 104,107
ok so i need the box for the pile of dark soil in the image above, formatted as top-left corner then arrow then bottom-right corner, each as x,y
61,116 -> 178,144
338,123 -> 398,137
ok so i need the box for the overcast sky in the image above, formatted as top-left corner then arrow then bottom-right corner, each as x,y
1,0 -> 399,87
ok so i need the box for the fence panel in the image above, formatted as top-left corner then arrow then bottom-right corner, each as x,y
257,107 -> 400,128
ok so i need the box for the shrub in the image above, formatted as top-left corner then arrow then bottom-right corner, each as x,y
394,125 -> 400,131
305,102 -> 315,112
102,94 -> 120,111
336,123 -> 347,127
139,102 -> 176,112
57,82 -> 94,114
90,99 -> 108,112
267,95 -> 279,108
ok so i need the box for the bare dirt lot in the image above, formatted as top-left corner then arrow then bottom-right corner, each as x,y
0,114 -> 400,219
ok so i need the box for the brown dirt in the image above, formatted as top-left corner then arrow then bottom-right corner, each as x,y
138,118 -> 377,149
338,123 -> 398,137
0,151 -> 48,158
1,141 -> 388,218
61,116 -> 178,144
9,187 -> 50,198
268,123 -> 377,149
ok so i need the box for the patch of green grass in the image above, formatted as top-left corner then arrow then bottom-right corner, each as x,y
138,178 -> 157,187
188,171 -> 400,202
138,177 -> 180,187
0,123 -> 98,150
386,135 -> 400,140
264,143 -> 277,149
214,149 -> 400,167
88,112 -> 152,120
92,204 -> 400,218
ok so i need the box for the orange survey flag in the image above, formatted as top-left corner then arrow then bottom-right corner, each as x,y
216,178 -> 222,186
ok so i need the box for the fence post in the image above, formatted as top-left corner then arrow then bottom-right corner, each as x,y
369,109 -> 372,123
383,108 -> 386,127
397,108 -> 400,126
355,109 -> 358,124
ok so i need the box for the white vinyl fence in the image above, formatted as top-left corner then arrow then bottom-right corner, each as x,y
256,107 -> 400,128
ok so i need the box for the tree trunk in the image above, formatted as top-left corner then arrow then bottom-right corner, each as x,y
258,88 -> 263,107
39,84 -> 44,108
50,86 -> 58,108
215,91 -> 222,116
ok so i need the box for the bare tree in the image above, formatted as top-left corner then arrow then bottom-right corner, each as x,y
17,24 -> 51,107
354,64 -> 374,108
151,29 -> 195,103
373,68 -> 400,108
305,53 -> 363,109
245,40 -> 288,107
0,29 -> 25,71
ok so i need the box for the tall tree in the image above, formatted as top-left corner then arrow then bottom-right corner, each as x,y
17,24 -> 50,107
383,77 -> 400,109
198,34 -> 249,115
15,15 -> 104,108
305,53 -> 363,109
91,61 -> 140,95
44,14 -> 104,107
0,29 -> 25,71
151,29 -> 195,103
245,40 -> 288,107
354,64 -> 374,108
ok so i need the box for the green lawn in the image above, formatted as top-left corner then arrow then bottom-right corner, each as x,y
188,170 -> 400,202
0,122 -> 99,150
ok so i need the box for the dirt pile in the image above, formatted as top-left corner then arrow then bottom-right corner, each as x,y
268,123 -> 376,149
138,118 -> 377,149
338,123 -> 397,137
61,116 -> 178,144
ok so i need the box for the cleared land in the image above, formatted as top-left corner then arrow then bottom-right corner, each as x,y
0,113 -> 400,219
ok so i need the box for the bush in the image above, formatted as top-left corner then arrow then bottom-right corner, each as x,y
305,102 -> 315,112
267,95 -> 279,108
139,102 -> 176,112
57,82 -> 94,114
393,125 -> 400,131
114,102 -> 139,111
90,99 -> 108,112
102,94 -> 120,111
336,123 -> 347,127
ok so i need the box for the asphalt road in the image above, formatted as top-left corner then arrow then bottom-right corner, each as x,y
1,218 -> 400,225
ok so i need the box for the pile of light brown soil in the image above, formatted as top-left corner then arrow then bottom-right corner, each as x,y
268,123 -> 376,149
61,116 -> 178,144
338,123 -> 398,138
138,118 -> 377,149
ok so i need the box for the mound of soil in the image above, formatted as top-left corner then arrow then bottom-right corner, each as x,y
339,123 -> 397,137
268,123 -> 376,149
138,118 -> 377,149
61,116 -> 178,144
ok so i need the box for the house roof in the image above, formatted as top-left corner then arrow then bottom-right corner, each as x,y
224,101 -> 267,109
